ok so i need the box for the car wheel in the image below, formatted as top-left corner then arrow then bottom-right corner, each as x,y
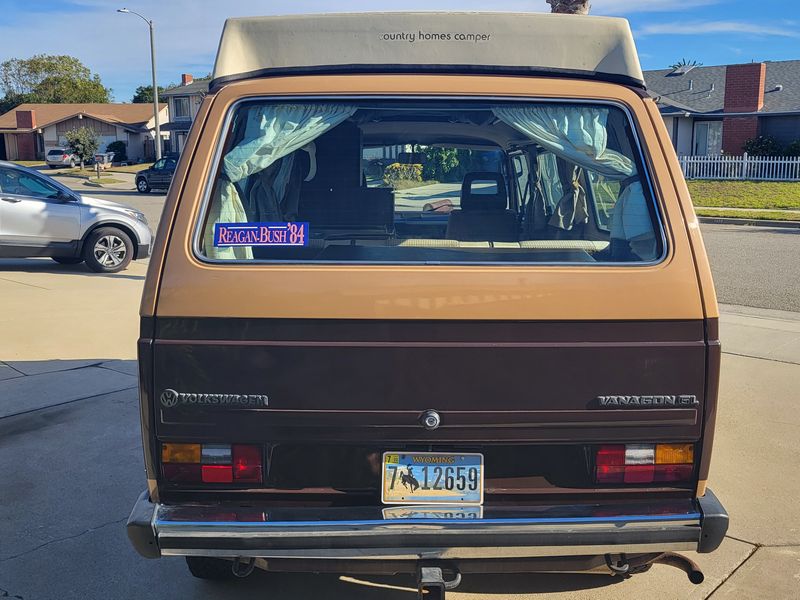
136,177 -> 151,193
69,159 -> 76,168
185,557 -> 236,580
51,256 -> 84,265
83,227 -> 133,273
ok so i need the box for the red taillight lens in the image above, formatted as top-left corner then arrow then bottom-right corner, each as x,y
233,444 -> 263,483
595,444 -> 694,485
596,445 -> 625,466
201,464 -> 234,483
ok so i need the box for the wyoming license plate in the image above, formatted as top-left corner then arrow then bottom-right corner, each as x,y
381,452 -> 484,505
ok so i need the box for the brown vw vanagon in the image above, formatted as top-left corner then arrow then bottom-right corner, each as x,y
127,12 -> 727,596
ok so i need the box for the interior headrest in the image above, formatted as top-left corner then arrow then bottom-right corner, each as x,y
460,172 -> 507,211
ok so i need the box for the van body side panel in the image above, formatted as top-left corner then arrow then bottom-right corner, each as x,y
139,95 -> 216,319
154,76 -> 704,322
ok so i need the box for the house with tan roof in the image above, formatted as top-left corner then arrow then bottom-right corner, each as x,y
0,102 -> 169,162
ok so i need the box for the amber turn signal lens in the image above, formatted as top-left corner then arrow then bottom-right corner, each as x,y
655,444 -> 694,465
162,443 -> 201,464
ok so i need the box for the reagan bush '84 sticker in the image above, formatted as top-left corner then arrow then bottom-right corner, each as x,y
214,222 -> 308,247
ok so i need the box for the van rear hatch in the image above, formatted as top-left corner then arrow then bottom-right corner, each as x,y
142,84 -> 717,504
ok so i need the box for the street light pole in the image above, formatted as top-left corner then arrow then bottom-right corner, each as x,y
117,8 -> 162,160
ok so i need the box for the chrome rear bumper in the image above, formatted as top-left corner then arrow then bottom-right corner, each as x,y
127,490 -> 727,561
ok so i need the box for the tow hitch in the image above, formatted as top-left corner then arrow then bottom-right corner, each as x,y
417,566 -> 462,599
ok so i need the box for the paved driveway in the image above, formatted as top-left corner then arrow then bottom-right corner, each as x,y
1,176 -> 799,599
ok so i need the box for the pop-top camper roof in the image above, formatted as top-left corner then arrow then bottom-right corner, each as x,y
212,12 -> 645,89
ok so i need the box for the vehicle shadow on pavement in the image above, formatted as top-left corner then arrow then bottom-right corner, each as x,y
188,570 -> 621,598
0,258 -> 146,280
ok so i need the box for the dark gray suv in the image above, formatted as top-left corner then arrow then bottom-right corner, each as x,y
135,156 -> 177,193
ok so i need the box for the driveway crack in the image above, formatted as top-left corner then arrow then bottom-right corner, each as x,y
705,544 -> 759,599
0,587 -> 25,599
0,517 -> 126,563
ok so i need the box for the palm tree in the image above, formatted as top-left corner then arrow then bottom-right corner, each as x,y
546,0 -> 591,14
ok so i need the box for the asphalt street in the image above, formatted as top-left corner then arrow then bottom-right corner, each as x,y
48,174 -> 800,313
1,175 -> 799,599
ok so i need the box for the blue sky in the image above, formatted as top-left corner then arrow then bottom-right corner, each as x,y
0,0 -> 798,102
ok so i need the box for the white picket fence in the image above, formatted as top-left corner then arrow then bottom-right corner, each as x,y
679,153 -> 800,181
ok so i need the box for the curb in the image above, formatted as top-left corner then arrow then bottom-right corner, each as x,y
698,216 -> 800,228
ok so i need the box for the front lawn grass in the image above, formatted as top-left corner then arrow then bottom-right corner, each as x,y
390,179 -> 439,190
11,160 -> 45,167
688,180 -> 800,210
106,163 -> 153,174
695,208 -> 800,221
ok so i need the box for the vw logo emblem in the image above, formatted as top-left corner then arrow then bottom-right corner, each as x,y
420,410 -> 441,431
160,389 -> 179,408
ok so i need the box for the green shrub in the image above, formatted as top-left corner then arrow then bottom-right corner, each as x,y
423,147 -> 460,181
785,140 -> 800,157
105,140 -> 127,162
742,135 -> 783,157
383,163 -> 423,187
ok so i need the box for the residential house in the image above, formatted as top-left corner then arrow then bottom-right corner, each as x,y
160,74 -> 209,155
644,60 -> 800,155
0,103 -> 168,162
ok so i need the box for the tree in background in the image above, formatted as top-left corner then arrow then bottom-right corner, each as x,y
64,127 -> 99,169
546,0 -> 590,14
0,55 -> 111,112
131,84 -> 166,104
423,147 -> 460,181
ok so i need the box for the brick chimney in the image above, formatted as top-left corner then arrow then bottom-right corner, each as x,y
724,62 -> 766,112
15,109 -> 36,130
181,73 -> 193,86
722,62 -> 766,154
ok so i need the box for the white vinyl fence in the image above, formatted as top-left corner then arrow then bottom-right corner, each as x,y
679,153 -> 800,181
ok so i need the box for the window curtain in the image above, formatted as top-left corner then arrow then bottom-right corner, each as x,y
493,105 -> 653,246
204,103 -> 357,259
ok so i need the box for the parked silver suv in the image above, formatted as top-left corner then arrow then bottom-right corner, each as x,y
45,148 -> 77,169
0,161 -> 152,273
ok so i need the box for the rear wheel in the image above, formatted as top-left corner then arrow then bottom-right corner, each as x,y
51,256 -> 83,265
69,159 -> 76,168
185,557 -> 236,580
136,177 -> 150,193
83,227 -> 133,273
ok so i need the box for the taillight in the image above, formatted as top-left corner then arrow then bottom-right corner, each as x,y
595,443 -> 694,484
161,443 -> 263,484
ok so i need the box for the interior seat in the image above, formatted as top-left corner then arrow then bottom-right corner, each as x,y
445,172 -> 518,242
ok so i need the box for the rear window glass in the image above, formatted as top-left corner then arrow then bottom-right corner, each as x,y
196,100 -> 662,264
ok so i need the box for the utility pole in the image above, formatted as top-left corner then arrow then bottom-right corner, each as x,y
117,8 -> 162,160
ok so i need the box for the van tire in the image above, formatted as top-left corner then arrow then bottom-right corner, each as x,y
83,227 -> 133,273
52,256 -> 84,265
185,557 -> 237,580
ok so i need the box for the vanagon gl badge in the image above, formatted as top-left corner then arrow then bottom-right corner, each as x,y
159,389 -> 269,408
594,395 -> 699,408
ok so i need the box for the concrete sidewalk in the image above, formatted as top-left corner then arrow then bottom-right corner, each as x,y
1,304 -> 798,599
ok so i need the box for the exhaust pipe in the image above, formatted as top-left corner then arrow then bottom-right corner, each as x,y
652,552 -> 705,584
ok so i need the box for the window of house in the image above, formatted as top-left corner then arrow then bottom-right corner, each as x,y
173,96 -> 191,120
